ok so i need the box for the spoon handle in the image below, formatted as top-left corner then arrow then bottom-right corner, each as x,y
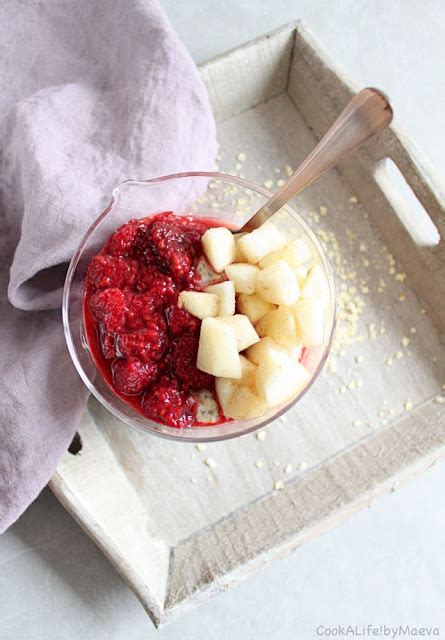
243,88 -> 393,230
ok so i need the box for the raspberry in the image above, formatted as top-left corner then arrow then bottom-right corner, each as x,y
172,334 -> 213,390
148,222 -> 195,281
166,300 -> 200,337
125,293 -> 158,331
87,255 -> 138,290
117,314 -> 167,362
136,265 -> 177,302
111,357 -> 158,395
105,220 -> 147,257
89,288 -> 129,332
142,377 -> 196,428
99,328 -> 116,359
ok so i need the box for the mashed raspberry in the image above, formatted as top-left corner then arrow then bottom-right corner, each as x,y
83,212 -> 226,428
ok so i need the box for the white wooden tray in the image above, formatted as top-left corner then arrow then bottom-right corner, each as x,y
50,22 -> 445,628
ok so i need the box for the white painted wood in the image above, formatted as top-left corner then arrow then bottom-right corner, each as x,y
200,23 -> 296,123
49,23 -> 445,627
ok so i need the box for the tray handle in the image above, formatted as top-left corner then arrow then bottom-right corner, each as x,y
372,124 -> 445,255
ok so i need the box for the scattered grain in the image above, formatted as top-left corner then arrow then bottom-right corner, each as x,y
284,464 -> 293,474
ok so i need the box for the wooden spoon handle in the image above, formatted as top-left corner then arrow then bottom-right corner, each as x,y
243,88 -> 393,231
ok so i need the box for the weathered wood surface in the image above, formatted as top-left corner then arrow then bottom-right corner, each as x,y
50,23 -> 445,627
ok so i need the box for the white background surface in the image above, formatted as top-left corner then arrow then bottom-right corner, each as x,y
1,1 -> 444,638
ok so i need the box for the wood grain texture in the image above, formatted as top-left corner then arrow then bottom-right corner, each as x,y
164,398 -> 445,623
50,23 -> 445,627
200,23 -> 296,123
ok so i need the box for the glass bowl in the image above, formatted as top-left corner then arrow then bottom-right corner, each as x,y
63,172 -> 336,442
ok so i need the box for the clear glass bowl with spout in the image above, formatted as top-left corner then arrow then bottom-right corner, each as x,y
63,172 -> 336,442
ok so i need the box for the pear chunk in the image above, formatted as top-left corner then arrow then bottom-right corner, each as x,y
246,336 -> 289,365
255,350 -> 310,406
300,264 -> 329,301
256,260 -> 300,306
224,385 -> 268,419
205,280 -> 236,316
256,306 -> 299,349
258,237 -> 312,269
294,298 -> 325,347
237,223 -> 287,264
178,291 -> 218,319
218,315 -> 260,351
225,263 -> 259,294
201,227 -> 236,273
237,293 -> 276,325
197,318 -> 242,378
215,378 -> 237,415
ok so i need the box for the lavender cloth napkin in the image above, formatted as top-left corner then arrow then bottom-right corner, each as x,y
0,0 -> 216,532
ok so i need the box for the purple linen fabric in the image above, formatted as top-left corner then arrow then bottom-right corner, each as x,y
0,0 -> 216,532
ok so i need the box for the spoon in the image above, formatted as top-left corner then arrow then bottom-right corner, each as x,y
239,87 -> 393,232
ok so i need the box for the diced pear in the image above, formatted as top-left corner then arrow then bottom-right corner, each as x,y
255,351 -> 310,407
197,318 -> 242,378
246,336 -> 289,365
286,341 -> 303,361
294,298 -> 325,347
300,264 -> 329,301
233,232 -> 248,262
215,356 -> 257,417
225,263 -> 259,294
258,246 -> 286,269
237,293 -> 275,325
215,378 -> 237,415
255,306 -> 298,348
258,237 -> 313,270
218,315 -> 260,351
178,291 -> 218,319
295,265 -> 309,287
237,223 -> 287,264
283,237 -> 313,268
201,227 -> 236,273
205,280 -> 235,316
238,355 -> 258,386
256,260 -> 300,306
224,385 -> 268,419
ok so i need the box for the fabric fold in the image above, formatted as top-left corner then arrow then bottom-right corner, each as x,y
0,0 -> 216,532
